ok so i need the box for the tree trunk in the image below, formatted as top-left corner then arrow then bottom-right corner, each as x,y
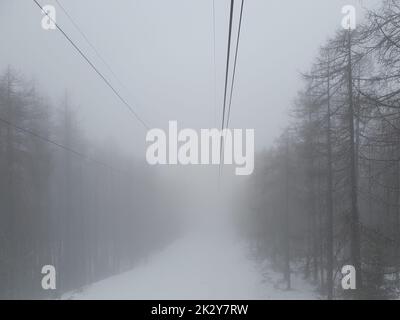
347,30 -> 363,297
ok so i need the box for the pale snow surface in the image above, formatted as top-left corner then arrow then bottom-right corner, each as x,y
63,228 -> 319,300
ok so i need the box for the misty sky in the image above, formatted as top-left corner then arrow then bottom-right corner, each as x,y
0,0 -> 381,159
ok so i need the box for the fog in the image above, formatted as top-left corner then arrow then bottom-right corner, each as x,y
0,0 -> 391,300
1,0 -> 379,153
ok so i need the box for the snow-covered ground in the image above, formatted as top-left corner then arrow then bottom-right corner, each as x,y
63,228 -> 319,300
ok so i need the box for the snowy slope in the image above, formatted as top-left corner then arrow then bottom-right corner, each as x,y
63,228 -> 318,300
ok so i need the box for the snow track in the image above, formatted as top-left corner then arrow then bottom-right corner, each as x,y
64,229 -> 318,300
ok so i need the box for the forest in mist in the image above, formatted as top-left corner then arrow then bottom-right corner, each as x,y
5,0 -> 400,301
242,0 -> 400,300
0,67 -> 180,298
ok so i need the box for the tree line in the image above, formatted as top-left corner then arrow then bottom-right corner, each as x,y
0,66 -> 178,299
244,0 -> 400,299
